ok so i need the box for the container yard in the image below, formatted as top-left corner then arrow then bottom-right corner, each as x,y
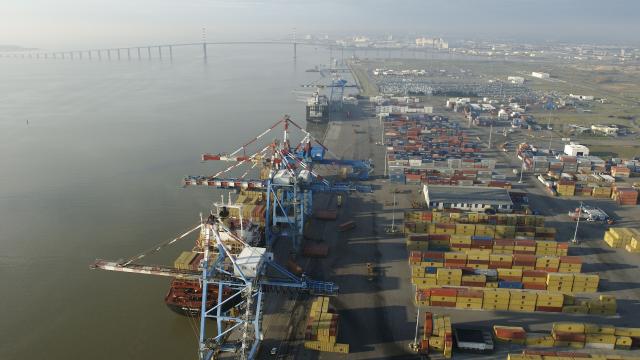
495,322 -> 640,351
86,60 -> 640,360
517,143 -> 640,204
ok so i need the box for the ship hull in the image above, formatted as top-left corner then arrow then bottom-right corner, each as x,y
164,279 -> 243,317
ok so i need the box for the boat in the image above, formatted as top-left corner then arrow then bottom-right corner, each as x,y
165,192 -> 265,316
305,91 -> 329,122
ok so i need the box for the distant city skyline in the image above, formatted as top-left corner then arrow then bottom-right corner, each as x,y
1,0 -> 639,50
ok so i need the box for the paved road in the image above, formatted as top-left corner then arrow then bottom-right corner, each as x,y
256,103 -> 640,360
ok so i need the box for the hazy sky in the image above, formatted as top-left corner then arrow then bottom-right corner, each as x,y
2,0 -> 639,49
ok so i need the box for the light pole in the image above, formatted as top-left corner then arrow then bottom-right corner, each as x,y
572,201 -> 582,244
411,308 -> 421,351
488,123 -> 493,149
518,163 -> 525,184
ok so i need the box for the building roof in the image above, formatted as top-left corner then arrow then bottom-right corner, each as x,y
423,185 -> 513,206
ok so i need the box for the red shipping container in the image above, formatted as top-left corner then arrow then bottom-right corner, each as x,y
444,259 -> 466,265
429,234 -> 451,241
513,254 -> 537,266
422,251 -> 445,259
494,326 -> 526,339
430,301 -> 456,307
560,256 -> 582,264
515,239 -> 536,246
523,283 -> 547,290
523,270 -> 547,277
430,288 -> 457,297
408,234 -> 430,242
494,240 -> 515,247
553,331 -> 586,342
535,306 -> 563,313
513,250 -> 536,255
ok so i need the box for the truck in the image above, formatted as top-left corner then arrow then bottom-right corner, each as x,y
568,204 -> 615,224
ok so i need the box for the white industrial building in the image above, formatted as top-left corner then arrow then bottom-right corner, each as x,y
531,72 -> 550,79
423,185 -> 513,212
591,124 -> 619,136
564,143 -> 590,157
507,76 -> 525,84
415,37 -> 448,49
569,94 -> 595,101
376,105 -> 433,115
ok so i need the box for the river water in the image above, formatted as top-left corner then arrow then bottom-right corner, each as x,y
0,44 -> 460,359
0,44 -> 339,360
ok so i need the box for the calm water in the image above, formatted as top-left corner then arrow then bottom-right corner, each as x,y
0,44 -> 338,360
0,44 -> 443,359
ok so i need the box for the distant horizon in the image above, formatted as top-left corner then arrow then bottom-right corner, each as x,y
2,0 -> 639,50
1,33 -> 638,53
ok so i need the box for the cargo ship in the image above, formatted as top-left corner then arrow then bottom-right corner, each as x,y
306,91 -> 329,122
165,192 -> 266,316
165,278 -> 240,316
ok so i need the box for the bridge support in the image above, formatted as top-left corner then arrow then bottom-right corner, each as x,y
117,49 -> 121,60
127,48 -> 131,60
107,50 -> 111,60
293,42 -> 297,60
158,46 -> 162,59
202,42 -> 207,61
147,46 -> 151,60
169,45 -> 173,61
137,47 -> 141,60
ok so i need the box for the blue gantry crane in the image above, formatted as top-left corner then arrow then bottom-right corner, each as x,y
185,115 -> 372,251
91,115 -> 372,359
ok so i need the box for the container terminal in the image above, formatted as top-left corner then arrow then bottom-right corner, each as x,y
92,61 -> 640,360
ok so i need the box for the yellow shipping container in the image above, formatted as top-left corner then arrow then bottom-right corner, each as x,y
454,225 -> 476,236
552,322 -> 585,333
450,234 -> 473,244
583,323 -> 615,334
615,327 -> 640,337
436,268 -> 462,277
616,336 -> 633,349
429,336 -> 444,349
456,302 -> 482,310
585,334 -> 617,344
498,268 -> 523,277
508,304 -> 536,312
562,305 -> 589,314
525,334 -> 555,347
444,252 -> 467,260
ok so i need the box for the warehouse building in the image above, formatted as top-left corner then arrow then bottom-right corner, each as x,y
531,72 -> 550,79
564,143 -> 590,157
423,185 -> 514,212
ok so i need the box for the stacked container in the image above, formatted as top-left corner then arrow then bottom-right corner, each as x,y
303,297 -> 349,354
419,312 -> 453,358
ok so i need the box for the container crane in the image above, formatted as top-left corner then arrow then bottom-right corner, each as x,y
301,76 -> 356,111
92,199 -> 338,360
91,114 -> 377,359
184,115 -> 372,251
